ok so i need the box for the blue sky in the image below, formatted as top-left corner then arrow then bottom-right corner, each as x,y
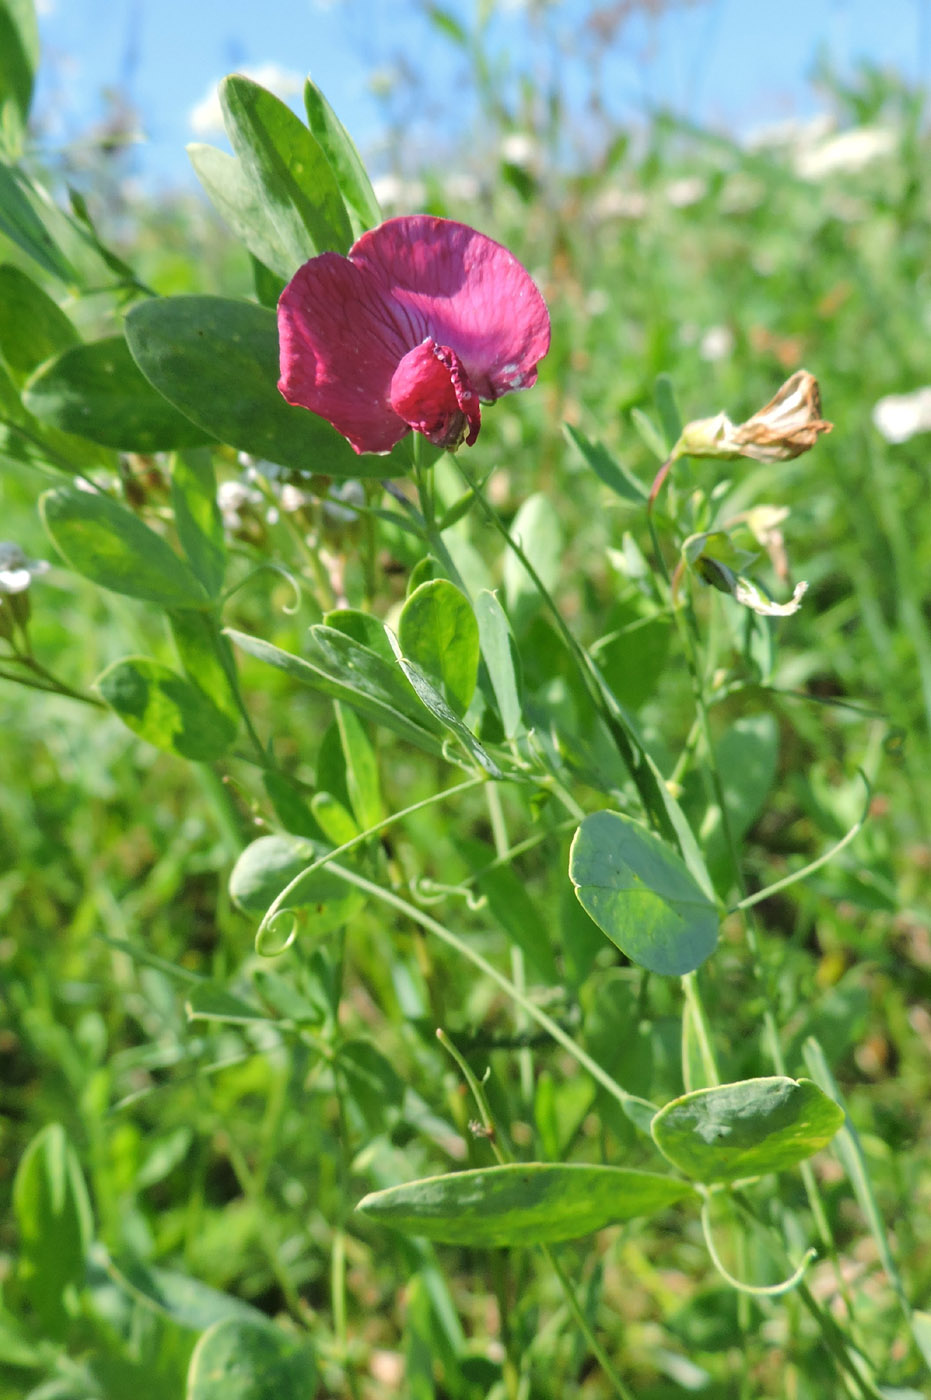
31,0 -> 930,189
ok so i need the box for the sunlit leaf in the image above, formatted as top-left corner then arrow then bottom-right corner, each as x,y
651,1077 -> 845,1183
357,1163 -> 696,1246
569,810 -> 718,975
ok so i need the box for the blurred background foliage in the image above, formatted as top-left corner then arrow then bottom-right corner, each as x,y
2,1 -> 931,1396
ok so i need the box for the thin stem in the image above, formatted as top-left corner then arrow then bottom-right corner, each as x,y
0,656 -> 106,707
454,460 -> 688,852
255,776 -> 486,953
322,861 -> 652,1118
700,1196 -> 816,1298
542,1246 -> 638,1400
731,776 -> 870,912
436,1030 -> 636,1400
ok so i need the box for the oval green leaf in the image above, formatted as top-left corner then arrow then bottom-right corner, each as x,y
23,336 -> 215,450
186,1317 -> 315,1400
651,1077 -> 845,1184
302,78 -> 380,235
398,579 -> 479,717
0,160 -> 74,281
125,295 -> 408,478
220,73 -> 353,263
569,810 -> 718,976
187,143 -> 296,280
13,1124 -> 93,1336
0,0 -> 39,158
0,262 -> 79,382
41,486 -> 209,607
228,833 -> 364,935
475,588 -> 523,738
96,656 -> 237,762
357,1162 -> 696,1246
226,628 -> 445,756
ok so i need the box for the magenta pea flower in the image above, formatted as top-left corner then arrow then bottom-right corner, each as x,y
277,215 -> 551,455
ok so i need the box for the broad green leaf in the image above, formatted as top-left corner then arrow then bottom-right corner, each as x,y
0,1304 -> 44,1367
398,579 -> 479,717
169,609 -> 241,729
171,449 -> 227,598
125,295 -> 408,478
569,810 -> 718,976
41,487 -> 209,606
0,160 -> 74,281
220,74 -> 352,265
96,656 -> 238,762
303,78 -> 380,235
23,335 -> 214,451
0,262 -> 79,382
187,143 -> 295,280
0,0 -> 39,158
310,791 -> 359,845
228,833 -> 364,934
702,713 -> 779,882
0,357 -> 102,473
185,983 -> 269,1025
651,1077 -> 845,1183
186,1316 -> 315,1400
311,623 -> 447,734
262,770 -> 321,839
387,628 -> 503,778
104,1251 -> 263,1330
13,1124 -> 94,1336
336,703 -> 382,831
592,609 -> 672,712
475,589 -> 523,738
323,606 -> 397,664
503,491 -> 563,633
227,628 -> 446,756
655,373 -> 682,449
630,406 -> 668,462
357,1163 -> 696,1246
338,1039 -> 405,1133
565,423 -> 647,503
911,1311 -> 931,1370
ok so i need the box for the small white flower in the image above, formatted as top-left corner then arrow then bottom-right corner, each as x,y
592,187 -> 648,221
217,479 -> 263,530
584,288 -> 610,317
371,174 -> 426,211
665,176 -> 707,208
0,542 -> 49,594
699,325 -> 734,363
279,483 -> 312,513
794,125 -> 898,181
445,172 -> 481,203
499,132 -> 538,169
872,387 -> 931,444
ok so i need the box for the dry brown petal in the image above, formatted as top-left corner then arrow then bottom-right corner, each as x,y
730,370 -> 833,461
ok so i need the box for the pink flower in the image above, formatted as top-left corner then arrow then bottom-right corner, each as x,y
277,215 -> 551,455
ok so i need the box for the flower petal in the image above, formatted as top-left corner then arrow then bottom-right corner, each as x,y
277,251 -> 413,454
350,216 -> 550,402
389,340 -> 481,449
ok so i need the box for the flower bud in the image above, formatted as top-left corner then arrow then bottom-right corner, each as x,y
675,371 -> 833,464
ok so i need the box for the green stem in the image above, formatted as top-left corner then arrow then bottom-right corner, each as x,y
453,460 -> 689,853
437,1029 -> 636,1400
322,861 -> 651,1118
255,775 -> 486,954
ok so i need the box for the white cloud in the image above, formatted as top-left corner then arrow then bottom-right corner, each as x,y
188,62 -> 305,138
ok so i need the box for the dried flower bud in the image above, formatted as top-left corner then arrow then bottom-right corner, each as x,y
676,371 -> 833,464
